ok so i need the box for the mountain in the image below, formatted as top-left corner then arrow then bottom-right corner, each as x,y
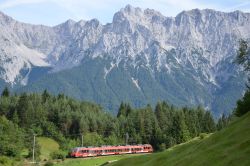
108,112 -> 250,166
0,5 -> 249,115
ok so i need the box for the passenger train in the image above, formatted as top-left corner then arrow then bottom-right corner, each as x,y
70,144 -> 153,158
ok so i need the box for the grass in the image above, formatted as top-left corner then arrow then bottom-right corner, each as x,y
37,137 -> 60,161
54,154 -> 147,166
108,112 -> 250,166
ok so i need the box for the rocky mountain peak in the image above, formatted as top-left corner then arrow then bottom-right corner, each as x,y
0,6 -> 249,115
86,18 -> 102,28
121,4 -> 142,15
0,11 -> 14,25
77,20 -> 86,26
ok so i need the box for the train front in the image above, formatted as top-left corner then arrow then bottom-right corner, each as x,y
70,148 -> 80,157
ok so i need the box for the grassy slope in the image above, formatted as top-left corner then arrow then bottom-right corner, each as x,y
37,137 -> 60,161
109,112 -> 250,166
55,154 -> 146,166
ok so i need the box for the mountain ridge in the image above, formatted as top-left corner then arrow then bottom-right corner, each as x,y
0,5 -> 249,115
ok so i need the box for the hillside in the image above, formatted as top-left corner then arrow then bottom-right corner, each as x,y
109,112 -> 250,166
37,137 -> 60,161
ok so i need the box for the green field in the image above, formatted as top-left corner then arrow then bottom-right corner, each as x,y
108,112 -> 250,166
37,137 -> 60,161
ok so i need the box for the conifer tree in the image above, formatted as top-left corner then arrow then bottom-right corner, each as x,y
1,87 -> 10,97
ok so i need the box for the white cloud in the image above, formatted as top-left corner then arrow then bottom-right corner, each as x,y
0,0 -> 212,15
0,0 -> 47,10
225,1 -> 250,11
45,0 -> 215,22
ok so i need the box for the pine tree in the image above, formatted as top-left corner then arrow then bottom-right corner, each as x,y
234,40 -> 250,116
202,112 -> 216,133
42,89 -> 50,103
235,90 -> 250,117
12,111 -> 20,124
16,93 -> 29,127
1,87 -> 10,97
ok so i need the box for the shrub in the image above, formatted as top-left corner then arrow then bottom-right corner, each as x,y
50,150 -> 65,160
45,161 -> 54,166
0,156 -> 13,166
199,133 -> 207,139
159,143 -> 166,151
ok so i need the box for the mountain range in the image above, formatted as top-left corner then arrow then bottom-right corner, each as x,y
0,5 -> 249,116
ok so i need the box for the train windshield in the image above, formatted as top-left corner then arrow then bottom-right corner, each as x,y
71,148 -> 79,153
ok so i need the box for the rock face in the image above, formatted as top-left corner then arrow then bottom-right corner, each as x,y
0,5 -> 249,115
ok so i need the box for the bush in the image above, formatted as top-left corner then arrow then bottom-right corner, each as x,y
0,116 -> 25,157
158,143 -> 166,151
45,161 -> 54,166
0,156 -> 14,166
50,150 -> 65,160
199,133 -> 207,139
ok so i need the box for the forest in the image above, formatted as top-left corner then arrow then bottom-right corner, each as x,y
0,88 -> 231,161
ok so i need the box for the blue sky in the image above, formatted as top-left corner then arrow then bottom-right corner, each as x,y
0,0 -> 250,26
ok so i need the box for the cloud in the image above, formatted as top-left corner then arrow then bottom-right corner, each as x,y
226,1 -> 250,11
46,0 -> 214,21
0,0 -> 47,10
0,0 -> 212,14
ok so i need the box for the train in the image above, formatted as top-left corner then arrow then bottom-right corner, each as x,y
70,144 -> 153,158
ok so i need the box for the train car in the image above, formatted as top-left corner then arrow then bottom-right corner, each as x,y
70,144 -> 153,158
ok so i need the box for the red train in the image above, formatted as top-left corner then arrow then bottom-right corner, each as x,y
70,144 -> 153,158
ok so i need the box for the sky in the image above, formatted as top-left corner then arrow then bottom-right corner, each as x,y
0,0 -> 250,26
